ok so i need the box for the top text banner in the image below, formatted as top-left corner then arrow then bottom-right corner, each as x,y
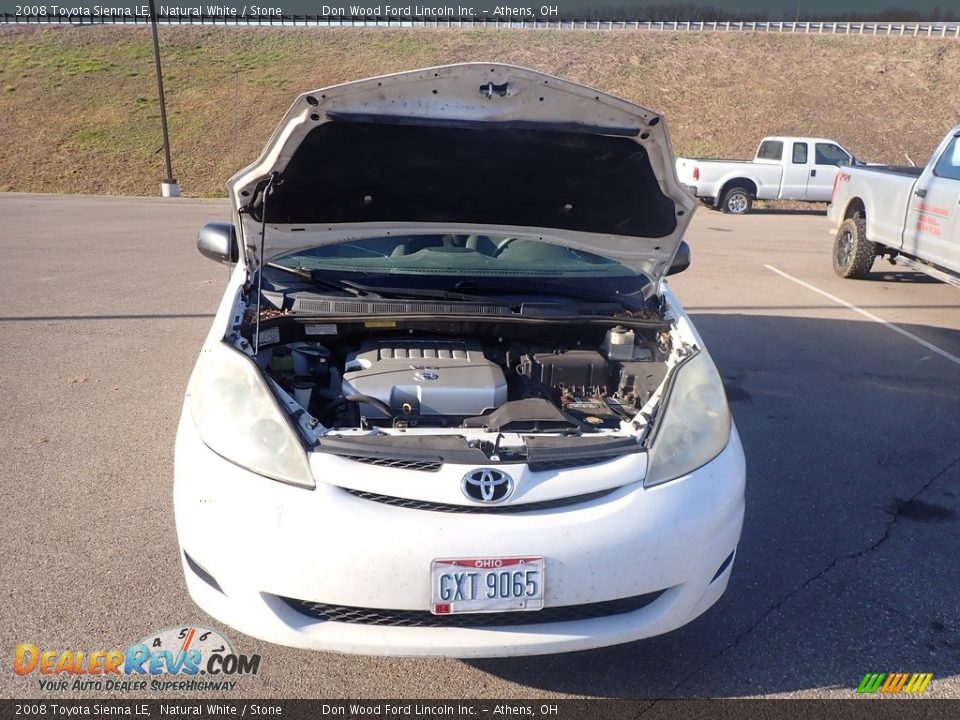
5,3 -> 562,19
0,0 -> 946,21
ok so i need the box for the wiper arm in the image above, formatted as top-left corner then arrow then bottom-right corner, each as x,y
266,263 -> 365,297
452,280 -> 648,310
331,280 -> 516,307
265,267 -> 646,311
266,266 -> 515,306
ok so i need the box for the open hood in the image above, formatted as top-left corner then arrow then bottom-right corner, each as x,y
227,63 -> 696,282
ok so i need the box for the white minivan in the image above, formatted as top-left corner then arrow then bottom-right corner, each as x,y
174,63 -> 746,658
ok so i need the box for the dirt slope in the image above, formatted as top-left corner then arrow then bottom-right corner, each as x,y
0,26 -> 957,196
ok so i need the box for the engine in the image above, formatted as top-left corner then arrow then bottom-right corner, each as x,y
255,322 -> 670,432
341,339 -> 508,420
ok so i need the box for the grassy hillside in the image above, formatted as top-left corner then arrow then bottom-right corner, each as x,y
0,26 -> 957,197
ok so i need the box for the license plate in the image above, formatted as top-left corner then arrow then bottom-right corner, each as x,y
430,557 -> 545,615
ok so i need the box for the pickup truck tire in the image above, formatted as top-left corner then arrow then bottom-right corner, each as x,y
721,187 -> 753,215
833,216 -> 876,279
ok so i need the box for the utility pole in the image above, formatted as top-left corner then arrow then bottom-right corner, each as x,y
148,0 -> 180,197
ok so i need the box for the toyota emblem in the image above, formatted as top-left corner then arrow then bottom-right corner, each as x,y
462,468 -> 514,504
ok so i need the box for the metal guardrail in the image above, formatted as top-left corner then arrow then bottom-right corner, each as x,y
1,14 -> 959,36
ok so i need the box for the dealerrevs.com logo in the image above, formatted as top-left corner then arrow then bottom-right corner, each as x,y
14,626 -> 261,692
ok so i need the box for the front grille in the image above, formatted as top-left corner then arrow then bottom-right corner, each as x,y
527,456 -> 619,472
279,590 -> 666,628
343,456 -> 442,472
343,487 -> 618,513
337,455 -> 624,473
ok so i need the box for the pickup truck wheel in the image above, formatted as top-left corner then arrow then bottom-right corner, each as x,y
721,187 -> 752,215
833,216 -> 876,279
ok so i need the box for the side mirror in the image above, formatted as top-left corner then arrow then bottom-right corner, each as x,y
667,240 -> 691,276
197,222 -> 239,264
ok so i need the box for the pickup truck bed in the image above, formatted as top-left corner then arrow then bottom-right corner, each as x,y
828,126 -> 960,281
853,165 -> 923,177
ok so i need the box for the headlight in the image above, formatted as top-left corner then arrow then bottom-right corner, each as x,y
189,342 -> 314,489
645,350 -> 731,487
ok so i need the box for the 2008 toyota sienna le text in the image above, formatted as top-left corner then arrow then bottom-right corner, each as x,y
174,63 -> 746,658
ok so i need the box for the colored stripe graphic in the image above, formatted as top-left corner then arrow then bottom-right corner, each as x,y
857,673 -> 885,693
903,673 -> 933,693
857,672 -> 932,694
880,673 -> 909,693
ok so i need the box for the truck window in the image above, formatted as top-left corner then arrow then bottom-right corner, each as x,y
933,136 -> 960,181
792,142 -> 808,164
814,143 -> 851,166
757,141 -> 784,161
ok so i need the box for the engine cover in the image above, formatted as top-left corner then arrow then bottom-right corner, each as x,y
341,339 -> 508,419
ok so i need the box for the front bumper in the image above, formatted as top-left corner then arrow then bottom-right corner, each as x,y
174,403 -> 746,658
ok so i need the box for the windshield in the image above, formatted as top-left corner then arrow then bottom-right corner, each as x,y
272,234 -> 645,280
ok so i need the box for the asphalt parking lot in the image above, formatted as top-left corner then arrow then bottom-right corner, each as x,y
2,193 -> 958,699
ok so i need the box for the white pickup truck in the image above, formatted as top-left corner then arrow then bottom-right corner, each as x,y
676,136 -> 860,214
828,126 -> 960,283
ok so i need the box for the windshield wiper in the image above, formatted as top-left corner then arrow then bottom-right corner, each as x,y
267,265 -> 646,312
341,279 -> 644,315
266,263 -> 366,297
267,264 -> 518,307
321,277 -> 518,307
451,280 -> 649,310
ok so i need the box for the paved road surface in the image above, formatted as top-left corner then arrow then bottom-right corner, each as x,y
1,194 -> 958,699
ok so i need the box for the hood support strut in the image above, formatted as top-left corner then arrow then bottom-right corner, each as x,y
254,171 -> 279,355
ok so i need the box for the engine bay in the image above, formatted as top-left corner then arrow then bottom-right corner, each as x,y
246,317 -> 674,434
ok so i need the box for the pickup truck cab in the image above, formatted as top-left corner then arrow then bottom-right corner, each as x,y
676,136 -> 858,214
828,126 -> 960,282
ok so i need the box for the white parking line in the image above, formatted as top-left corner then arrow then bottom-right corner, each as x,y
764,264 -> 960,368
